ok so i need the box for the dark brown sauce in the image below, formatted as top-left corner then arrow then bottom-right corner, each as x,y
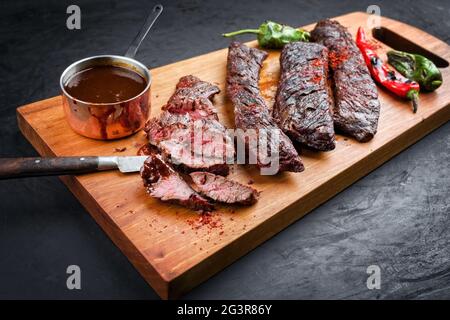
64,65 -> 146,103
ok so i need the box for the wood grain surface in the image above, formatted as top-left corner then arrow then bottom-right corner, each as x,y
16,12 -> 450,299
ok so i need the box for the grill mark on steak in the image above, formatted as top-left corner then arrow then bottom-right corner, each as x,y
144,75 -> 234,176
140,152 -> 214,212
189,172 -> 259,205
311,19 -> 381,142
273,42 -> 336,151
226,41 -> 304,173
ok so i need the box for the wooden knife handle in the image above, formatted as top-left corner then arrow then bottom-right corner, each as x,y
0,157 -> 101,179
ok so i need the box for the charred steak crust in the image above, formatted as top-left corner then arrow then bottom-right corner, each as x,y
189,172 -> 259,205
226,41 -> 304,173
144,75 -> 233,176
140,153 -> 214,212
311,19 -> 381,142
274,42 -> 336,151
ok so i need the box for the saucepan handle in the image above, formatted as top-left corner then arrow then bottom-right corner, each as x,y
124,4 -> 163,58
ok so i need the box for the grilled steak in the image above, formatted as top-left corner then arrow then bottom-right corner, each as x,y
274,42 -> 336,151
189,172 -> 259,205
163,75 -> 221,120
144,76 -> 234,176
226,41 -> 304,173
140,152 -> 214,212
311,19 -> 380,142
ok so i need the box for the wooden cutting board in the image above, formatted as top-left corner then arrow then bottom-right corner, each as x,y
16,12 -> 450,299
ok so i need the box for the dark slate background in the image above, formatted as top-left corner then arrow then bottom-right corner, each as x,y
0,0 -> 449,299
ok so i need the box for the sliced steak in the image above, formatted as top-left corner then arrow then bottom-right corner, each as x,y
144,75 -> 234,176
140,153 -> 214,212
163,75 -> 220,120
274,42 -> 335,151
189,172 -> 259,205
311,19 -> 380,142
226,41 -> 304,173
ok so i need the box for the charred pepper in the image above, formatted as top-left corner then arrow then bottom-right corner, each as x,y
387,50 -> 442,92
222,21 -> 310,49
356,27 -> 420,113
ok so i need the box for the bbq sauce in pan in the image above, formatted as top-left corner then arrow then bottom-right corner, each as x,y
64,65 -> 147,103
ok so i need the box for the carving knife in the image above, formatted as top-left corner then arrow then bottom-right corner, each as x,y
0,156 -> 148,179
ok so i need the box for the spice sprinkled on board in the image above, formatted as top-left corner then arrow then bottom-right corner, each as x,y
186,213 -> 223,230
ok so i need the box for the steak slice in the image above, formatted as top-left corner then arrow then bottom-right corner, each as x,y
163,75 -> 220,120
311,19 -> 380,142
274,42 -> 335,151
144,75 -> 234,176
140,152 -> 214,212
145,111 -> 233,176
189,172 -> 259,205
226,41 -> 304,173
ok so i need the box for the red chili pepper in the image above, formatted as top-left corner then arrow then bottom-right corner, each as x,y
356,27 -> 420,113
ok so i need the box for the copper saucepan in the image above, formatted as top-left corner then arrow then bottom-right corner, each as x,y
60,4 -> 163,140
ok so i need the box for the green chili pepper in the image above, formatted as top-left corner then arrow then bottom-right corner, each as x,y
222,21 -> 310,49
387,50 -> 443,92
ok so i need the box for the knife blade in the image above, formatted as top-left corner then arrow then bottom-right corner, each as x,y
0,156 -> 148,179
107,156 -> 149,173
